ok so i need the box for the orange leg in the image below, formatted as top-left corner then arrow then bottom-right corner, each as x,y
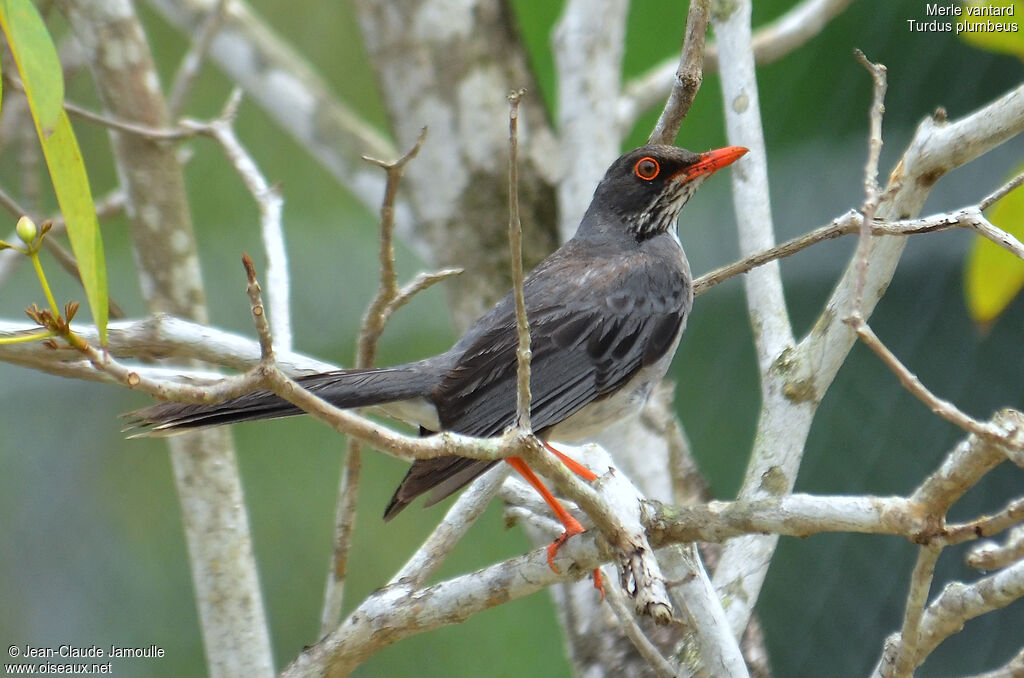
543,441 -> 598,481
505,456 -> 604,596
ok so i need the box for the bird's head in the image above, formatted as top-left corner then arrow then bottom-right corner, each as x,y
585,144 -> 748,241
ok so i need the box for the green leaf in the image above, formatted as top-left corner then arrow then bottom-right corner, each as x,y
0,0 -> 107,342
40,111 -> 108,342
0,0 -> 64,134
958,1 -> 1024,58
965,165 -> 1024,324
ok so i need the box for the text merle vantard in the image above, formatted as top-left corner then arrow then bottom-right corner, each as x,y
908,3 -> 1019,34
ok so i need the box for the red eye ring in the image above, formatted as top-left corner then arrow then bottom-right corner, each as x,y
634,157 -> 660,181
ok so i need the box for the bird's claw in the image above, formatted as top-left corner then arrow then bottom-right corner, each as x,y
546,529 -> 605,599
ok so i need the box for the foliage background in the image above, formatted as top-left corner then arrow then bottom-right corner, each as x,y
1,1 -> 1021,676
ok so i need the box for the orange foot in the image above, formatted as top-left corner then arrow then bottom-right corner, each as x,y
505,453 -> 605,598
544,513 -> 604,598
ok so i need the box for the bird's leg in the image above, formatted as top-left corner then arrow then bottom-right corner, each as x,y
543,441 -> 598,481
505,456 -> 604,596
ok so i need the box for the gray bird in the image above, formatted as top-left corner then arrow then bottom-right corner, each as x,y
127,144 -> 747,567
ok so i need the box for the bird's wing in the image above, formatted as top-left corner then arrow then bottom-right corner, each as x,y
434,244 -> 691,438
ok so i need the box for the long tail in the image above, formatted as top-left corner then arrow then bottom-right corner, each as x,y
123,363 -> 439,436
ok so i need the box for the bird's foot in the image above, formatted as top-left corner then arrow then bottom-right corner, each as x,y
545,521 -> 605,598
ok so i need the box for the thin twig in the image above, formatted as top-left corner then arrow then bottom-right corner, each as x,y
693,191 -> 1024,296
507,89 -> 531,432
242,253 -> 274,361
357,127 -> 429,362
944,497 -> 1024,548
167,0 -> 228,117
390,465 -> 512,587
849,321 -> 1022,453
851,49 -> 888,314
183,90 -> 292,352
913,559 -> 1024,666
321,128 -> 428,634
648,0 -> 708,145
979,169 -> 1024,211
620,0 -> 855,127
63,98 -> 192,140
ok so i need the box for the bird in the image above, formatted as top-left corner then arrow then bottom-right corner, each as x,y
126,143 -> 747,580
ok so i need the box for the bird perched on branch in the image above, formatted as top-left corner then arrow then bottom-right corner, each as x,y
127,143 -> 747,582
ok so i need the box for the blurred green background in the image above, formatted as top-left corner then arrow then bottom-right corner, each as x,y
1,1 -> 1022,676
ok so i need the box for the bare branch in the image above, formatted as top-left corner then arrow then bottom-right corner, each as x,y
851,49 -> 888,314
390,465 -> 511,587
0,315 -> 334,375
507,90 -> 532,431
848,322 -> 1023,453
648,0 -> 709,145
910,409 -> 1024,516
657,543 -> 750,677
322,128 -> 428,634
621,0 -> 855,127
694,201 -> 1024,296
712,0 -> 794,372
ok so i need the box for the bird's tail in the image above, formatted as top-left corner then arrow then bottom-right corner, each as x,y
123,363 -> 439,437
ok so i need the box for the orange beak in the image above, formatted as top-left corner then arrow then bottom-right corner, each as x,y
677,145 -> 748,181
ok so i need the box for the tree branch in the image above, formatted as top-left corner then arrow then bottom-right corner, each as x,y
321,128 -> 431,634
647,0 -> 709,145
620,0 -> 855,128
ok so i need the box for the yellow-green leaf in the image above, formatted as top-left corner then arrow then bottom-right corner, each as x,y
0,0 -> 64,134
958,1 -> 1024,58
965,165 -> 1024,324
40,111 -> 108,342
0,0 -> 107,342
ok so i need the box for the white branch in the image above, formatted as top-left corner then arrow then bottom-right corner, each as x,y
182,92 -> 292,351
879,558 -> 1024,676
658,543 -> 750,677
0,315 -> 334,377
390,465 -> 510,587
712,0 -> 794,372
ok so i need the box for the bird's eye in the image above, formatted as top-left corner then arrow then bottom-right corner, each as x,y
633,157 -> 660,181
